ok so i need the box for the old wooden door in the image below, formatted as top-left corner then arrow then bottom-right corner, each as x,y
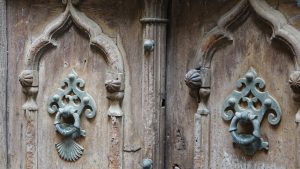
1,0 -> 300,169
166,0 -> 300,169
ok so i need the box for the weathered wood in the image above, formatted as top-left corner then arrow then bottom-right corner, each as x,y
167,0 -> 299,168
166,1 -> 239,168
140,0 -> 168,168
208,14 -> 296,168
5,0 -> 300,168
7,0 -> 140,168
0,0 -> 7,168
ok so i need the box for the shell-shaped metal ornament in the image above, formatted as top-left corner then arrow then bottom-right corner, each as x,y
56,139 -> 84,161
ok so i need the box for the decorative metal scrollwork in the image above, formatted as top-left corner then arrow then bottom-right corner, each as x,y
222,68 -> 282,155
47,70 -> 96,161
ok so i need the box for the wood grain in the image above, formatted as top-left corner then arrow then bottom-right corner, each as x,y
0,0 -> 7,168
166,0 -> 298,168
7,0 -> 142,168
141,1 -> 168,168
5,0 -> 300,168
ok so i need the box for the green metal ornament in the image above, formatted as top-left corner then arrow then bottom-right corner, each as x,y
47,70 -> 96,161
222,68 -> 282,155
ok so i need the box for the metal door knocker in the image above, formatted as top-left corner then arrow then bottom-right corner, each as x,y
222,68 -> 282,155
47,70 -> 96,161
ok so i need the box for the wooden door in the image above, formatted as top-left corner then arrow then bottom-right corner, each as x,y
6,0 -> 147,168
1,0 -> 300,169
166,0 -> 300,169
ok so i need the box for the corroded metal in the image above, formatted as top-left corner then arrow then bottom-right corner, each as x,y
47,70 -> 96,161
222,68 -> 282,155
142,158 -> 153,169
297,0 -> 300,7
143,39 -> 155,52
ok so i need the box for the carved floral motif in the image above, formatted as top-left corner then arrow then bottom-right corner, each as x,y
19,70 -> 34,87
185,69 -> 202,89
185,67 -> 210,115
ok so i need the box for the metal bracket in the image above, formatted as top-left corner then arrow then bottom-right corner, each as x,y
222,68 -> 282,155
47,70 -> 97,161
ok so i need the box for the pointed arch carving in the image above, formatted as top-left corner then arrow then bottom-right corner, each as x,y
185,0 -> 300,121
183,1 -> 300,165
198,0 -> 300,69
19,0 -> 125,117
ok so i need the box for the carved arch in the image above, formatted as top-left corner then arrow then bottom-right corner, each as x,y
185,0 -> 300,122
184,1 -> 300,165
198,0 -> 300,69
19,0 -> 125,117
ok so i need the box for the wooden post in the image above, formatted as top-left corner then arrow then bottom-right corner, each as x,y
140,0 -> 168,168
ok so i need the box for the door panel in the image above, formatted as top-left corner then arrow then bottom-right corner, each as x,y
209,14 -> 296,168
4,0 -> 300,169
7,0 -> 144,168
166,1 -> 240,168
166,0 -> 300,169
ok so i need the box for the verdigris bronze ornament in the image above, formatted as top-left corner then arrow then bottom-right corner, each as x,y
47,70 -> 96,161
142,159 -> 153,169
222,68 -> 282,155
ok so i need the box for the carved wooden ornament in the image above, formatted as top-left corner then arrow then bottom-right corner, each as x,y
18,0 -> 125,117
184,0 -> 300,165
18,0 -> 126,164
185,0 -> 300,128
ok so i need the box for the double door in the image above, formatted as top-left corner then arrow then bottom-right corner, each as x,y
1,0 -> 300,168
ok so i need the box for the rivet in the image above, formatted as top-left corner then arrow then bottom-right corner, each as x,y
144,39 -> 155,52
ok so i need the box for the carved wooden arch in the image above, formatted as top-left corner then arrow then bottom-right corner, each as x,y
184,1 -> 300,166
199,0 -> 300,69
185,0 -> 300,121
19,0 -> 125,117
